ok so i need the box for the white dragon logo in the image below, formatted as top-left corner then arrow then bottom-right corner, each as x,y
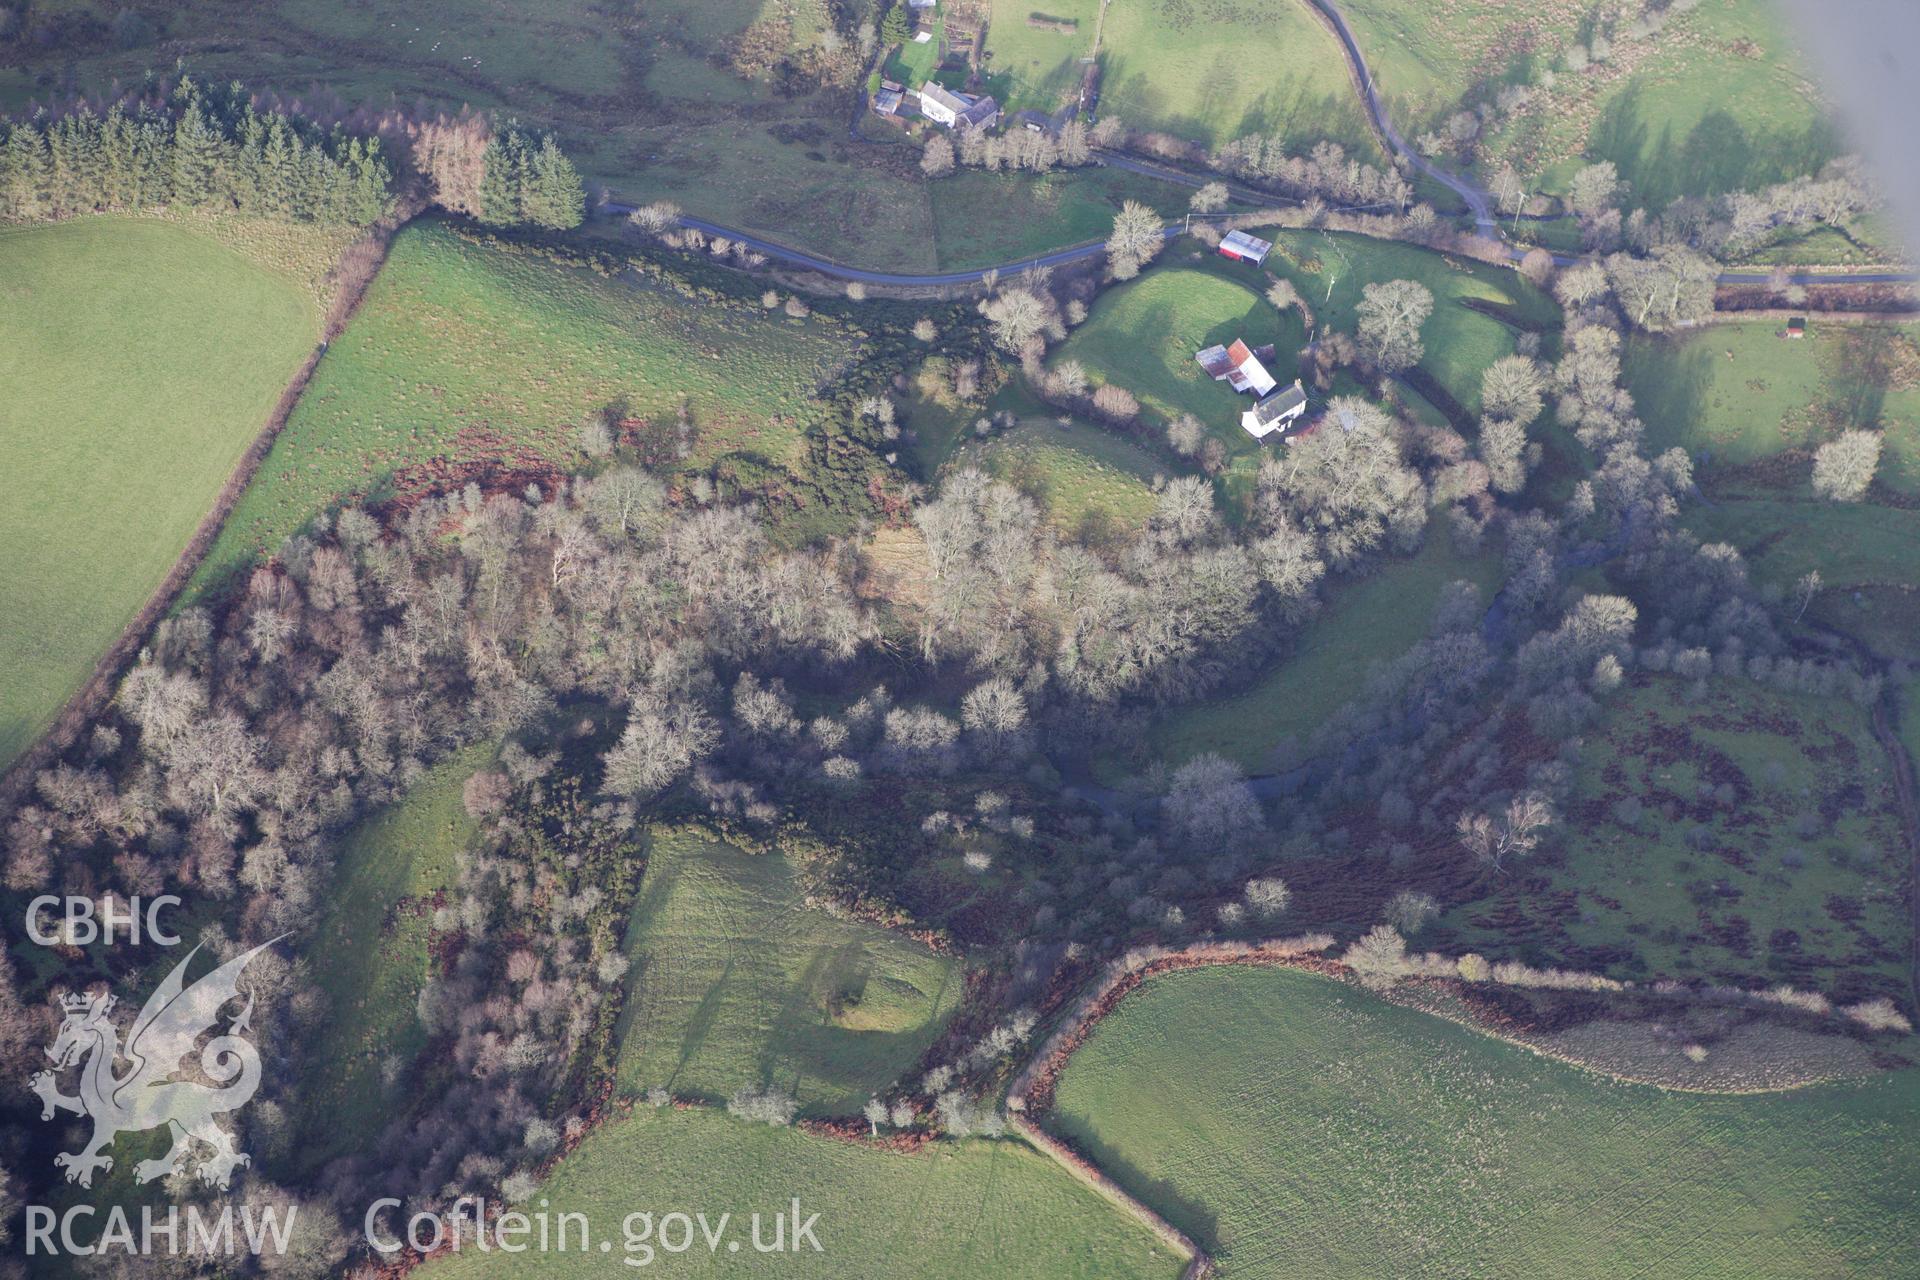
29,938 -> 281,1190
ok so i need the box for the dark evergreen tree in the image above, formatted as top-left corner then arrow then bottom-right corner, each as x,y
49,107 -> 106,213
169,101 -> 224,208
0,75 -> 391,227
1,120 -> 54,218
477,131 -> 521,226
524,133 -> 584,230
881,2 -> 910,45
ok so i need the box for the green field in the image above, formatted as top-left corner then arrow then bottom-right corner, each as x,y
1687,491 -> 1920,688
985,0 -> 1376,154
883,11 -> 947,89
193,221 -> 853,593
615,830 -> 962,1114
1338,0 -> 1837,207
0,218 -> 318,770
953,418 -> 1162,539
1127,522 -> 1498,774
983,0 -> 1098,113
1628,321 -> 1920,495
1052,264 -> 1299,456
1451,675 -> 1911,990
1263,229 -> 1558,413
1336,0 -> 1588,128
931,166 -> 1181,269
1052,964 -> 1920,1279
1687,499 -> 1920,596
1565,0 -> 1837,208
427,1105 -> 1182,1279
294,743 -> 490,1171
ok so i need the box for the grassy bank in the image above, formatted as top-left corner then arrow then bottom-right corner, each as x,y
0,217 -> 317,770
426,1104 -> 1183,1279
193,221 -> 853,594
614,830 -> 962,1114
1052,964 -> 1920,1279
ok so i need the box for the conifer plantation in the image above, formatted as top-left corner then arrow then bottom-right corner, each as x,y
0,76 -> 586,232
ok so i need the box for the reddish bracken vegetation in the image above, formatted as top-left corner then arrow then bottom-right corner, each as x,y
380,426 -> 568,514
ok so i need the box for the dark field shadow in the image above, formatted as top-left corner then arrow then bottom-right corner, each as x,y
1591,90 -> 1840,208
1823,327 -> 1894,430
1623,335 -> 1714,454
669,953 -> 738,1100
1052,1123 -> 1223,1251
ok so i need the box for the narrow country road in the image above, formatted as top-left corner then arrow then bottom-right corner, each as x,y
608,204 -> 1915,289
605,0 -> 1913,289
1299,0 -> 1497,231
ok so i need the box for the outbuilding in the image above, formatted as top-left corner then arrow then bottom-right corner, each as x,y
1218,229 -> 1273,265
1196,339 -> 1276,396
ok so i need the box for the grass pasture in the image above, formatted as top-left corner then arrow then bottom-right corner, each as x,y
986,0 -> 1377,154
1129,522 -> 1499,774
1052,964 -> 1920,1280
1052,264 -> 1299,456
293,744 -> 490,1172
1565,0 -> 1838,209
983,0 -> 1098,115
194,221 -> 853,593
1686,499 -> 1920,598
426,1105 -> 1184,1279
1451,675 -> 1911,992
1336,0 -> 1590,130
1337,0 -> 1837,208
954,418 -> 1162,538
0,217 -> 318,770
930,165 -> 1176,269
1627,320 -> 1920,496
614,830 -> 962,1114
1260,229 -> 1558,414
1052,971 -> 1920,1280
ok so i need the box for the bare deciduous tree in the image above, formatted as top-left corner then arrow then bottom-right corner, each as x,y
1604,243 -> 1717,331
1343,924 -> 1411,989
981,287 -> 1060,353
1382,889 -> 1439,934
1166,413 -> 1206,456
1091,383 -> 1139,421
411,112 -> 492,217
1189,181 -> 1229,213
1354,278 -> 1433,373
601,691 -> 718,799
1243,876 -> 1291,917
1480,355 -> 1546,424
1163,754 -> 1265,852
1811,430 -> 1882,502
626,200 -> 681,235
1456,792 -> 1554,873
1105,200 -> 1164,279
920,134 -> 955,177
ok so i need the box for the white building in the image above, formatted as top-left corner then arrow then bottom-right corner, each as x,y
1241,380 -> 1309,440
